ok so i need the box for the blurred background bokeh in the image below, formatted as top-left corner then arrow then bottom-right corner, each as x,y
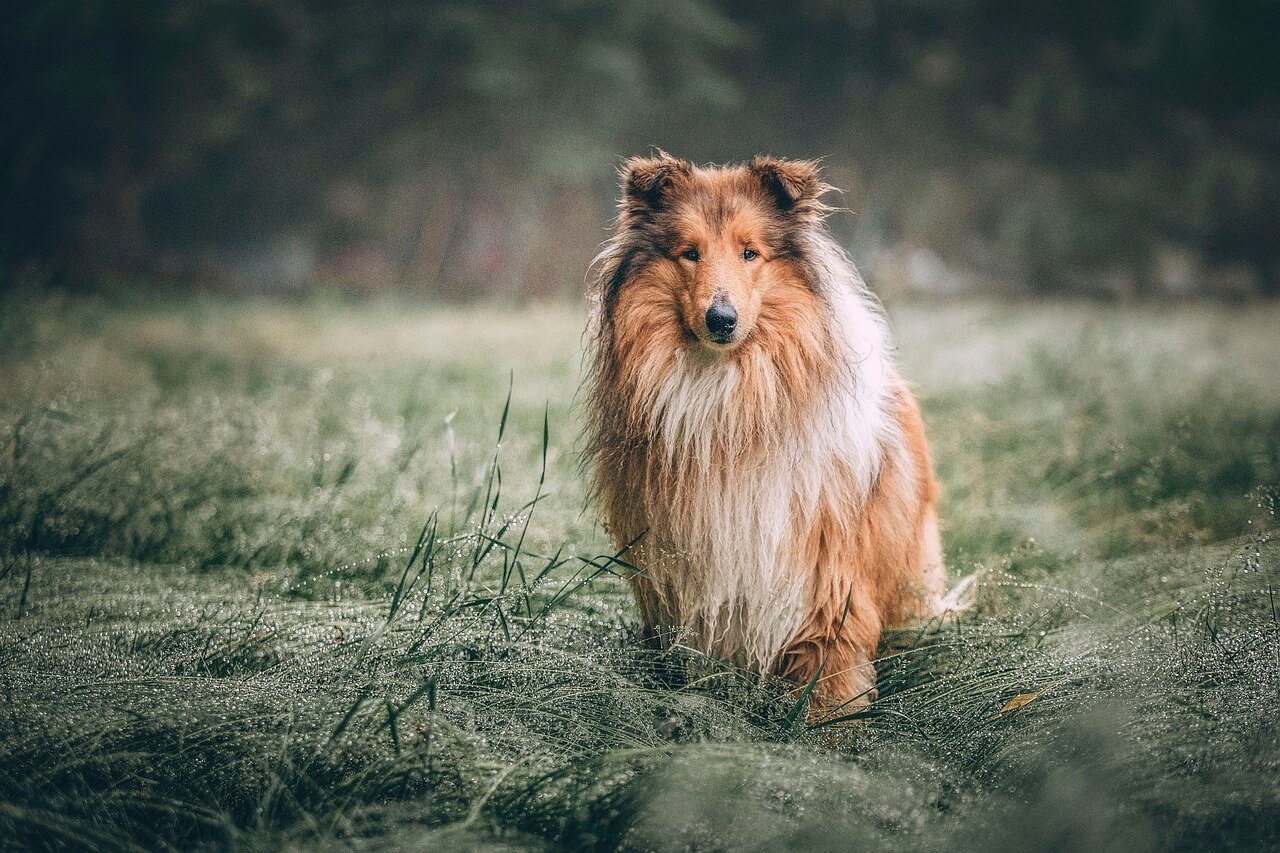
5,0 -> 1278,299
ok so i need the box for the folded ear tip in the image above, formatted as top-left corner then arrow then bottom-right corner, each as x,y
619,154 -> 650,177
750,155 -> 824,208
620,152 -> 690,206
750,153 -> 819,171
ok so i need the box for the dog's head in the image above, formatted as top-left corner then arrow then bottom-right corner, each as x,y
608,152 -> 832,353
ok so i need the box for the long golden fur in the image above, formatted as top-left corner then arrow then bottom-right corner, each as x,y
584,152 -> 949,707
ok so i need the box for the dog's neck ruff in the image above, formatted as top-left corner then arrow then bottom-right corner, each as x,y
595,236 -> 903,672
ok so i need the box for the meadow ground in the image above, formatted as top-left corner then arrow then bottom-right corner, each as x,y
1,289 -> 1278,851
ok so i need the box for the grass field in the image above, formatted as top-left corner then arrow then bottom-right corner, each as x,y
1,289 -> 1278,851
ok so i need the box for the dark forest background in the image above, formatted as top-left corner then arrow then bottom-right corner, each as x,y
5,0 -> 1278,298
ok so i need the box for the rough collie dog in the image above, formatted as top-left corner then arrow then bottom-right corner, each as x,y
584,152 -> 952,708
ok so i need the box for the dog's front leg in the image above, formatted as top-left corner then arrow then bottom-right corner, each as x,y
777,599 -> 881,714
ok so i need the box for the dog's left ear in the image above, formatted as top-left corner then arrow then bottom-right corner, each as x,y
749,156 -> 828,216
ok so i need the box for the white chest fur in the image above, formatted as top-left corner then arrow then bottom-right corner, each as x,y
632,281 -> 901,672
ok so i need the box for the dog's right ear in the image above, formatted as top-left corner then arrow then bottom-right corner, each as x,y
620,152 -> 690,216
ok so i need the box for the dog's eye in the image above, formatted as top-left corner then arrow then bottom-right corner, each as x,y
742,248 -> 758,261
681,248 -> 700,262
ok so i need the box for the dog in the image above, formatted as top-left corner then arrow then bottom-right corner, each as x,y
584,152 -> 956,709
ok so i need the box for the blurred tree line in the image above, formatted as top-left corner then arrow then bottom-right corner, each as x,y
4,0 -> 1277,297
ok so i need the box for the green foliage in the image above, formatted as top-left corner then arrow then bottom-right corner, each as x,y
5,1 -> 1278,294
1,294 -> 1278,849
2,0 -> 744,289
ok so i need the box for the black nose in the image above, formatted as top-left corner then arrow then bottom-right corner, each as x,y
705,302 -> 738,340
